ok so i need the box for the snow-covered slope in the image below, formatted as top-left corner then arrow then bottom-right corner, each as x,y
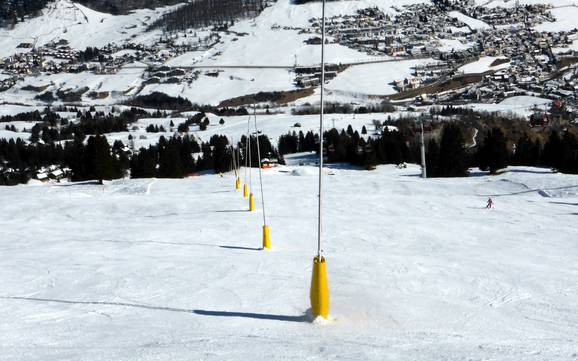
0,0 -> 577,109
326,59 -> 433,96
0,165 -> 577,360
0,0 -> 170,59
459,56 -> 511,74
448,11 -> 492,30
467,95 -> 552,116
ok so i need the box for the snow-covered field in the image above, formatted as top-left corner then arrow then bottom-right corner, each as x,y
326,59 -> 433,96
140,68 -> 297,106
0,0 -> 169,59
1,165 -> 577,360
464,96 -> 552,117
535,5 -> 578,32
458,56 -> 511,74
448,11 -> 492,31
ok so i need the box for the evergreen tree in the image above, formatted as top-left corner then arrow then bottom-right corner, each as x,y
477,127 -> 509,174
158,137 -> 184,178
278,132 -> 299,155
431,124 -> 469,177
426,138 -> 440,176
130,147 -> 157,178
80,135 -> 119,183
559,131 -> 578,174
511,133 -> 540,166
212,135 -> 231,173
541,131 -> 564,170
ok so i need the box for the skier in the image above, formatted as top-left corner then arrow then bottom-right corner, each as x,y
486,197 -> 493,209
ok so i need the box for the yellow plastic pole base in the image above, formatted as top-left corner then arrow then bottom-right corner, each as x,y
243,184 -> 248,198
310,256 -> 330,319
249,193 -> 255,212
235,177 -> 241,190
262,225 -> 271,250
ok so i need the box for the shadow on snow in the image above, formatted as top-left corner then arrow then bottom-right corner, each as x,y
0,297 -> 308,323
480,184 -> 578,197
219,245 -> 262,251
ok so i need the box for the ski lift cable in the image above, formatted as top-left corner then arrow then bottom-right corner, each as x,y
253,104 -> 267,226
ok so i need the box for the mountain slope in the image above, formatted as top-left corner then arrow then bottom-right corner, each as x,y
0,165 -> 577,359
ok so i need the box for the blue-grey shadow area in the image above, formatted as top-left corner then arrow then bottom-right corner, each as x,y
480,184 -> 578,197
193,309 -> 308,322
72,239 -> 216,248
550,201 -> 578,206
467,171 -> 491,177
215,209 -> 248,213
1,297 -> 309,323
51,180 -> 102,187
212,190 -> 234,194
0,296 -> 193,314
324,163 -> 364,171
506,168 -> 554,175
400,172 -> 423,178
219,245 -> 262,251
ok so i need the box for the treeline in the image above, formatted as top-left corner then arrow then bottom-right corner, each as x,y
0,134 -> 217,185
3,107 -> 577,185
131,136 -> 201,178
1,110 -> 45,123
127,92 -> 193,110
429,125 -> 578,176
239,133 -> 278,170
76,0 -> 185,15
278,123 -> 578,176
1,138 -> 64,185
0,0 -> 48,26
1,128 -> 282,185
426,124 -> 470,177
293,102 -> 396,116
28,107 -> 162,144
278,130 -> 318,155
150,0 -> 267,31
130,133 -> 277,178
278,126 -> 411,168
477,127 -> 578,174
0,135 -> 128,185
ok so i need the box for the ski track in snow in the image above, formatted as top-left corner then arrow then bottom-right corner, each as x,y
0,165 -> 577,360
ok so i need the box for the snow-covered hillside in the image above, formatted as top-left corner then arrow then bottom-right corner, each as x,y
0,0 -> 171,59
0,165 -> 577,360
0,0 -> 577,116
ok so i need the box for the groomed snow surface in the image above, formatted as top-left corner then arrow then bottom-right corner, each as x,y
1,165 -> 577,360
